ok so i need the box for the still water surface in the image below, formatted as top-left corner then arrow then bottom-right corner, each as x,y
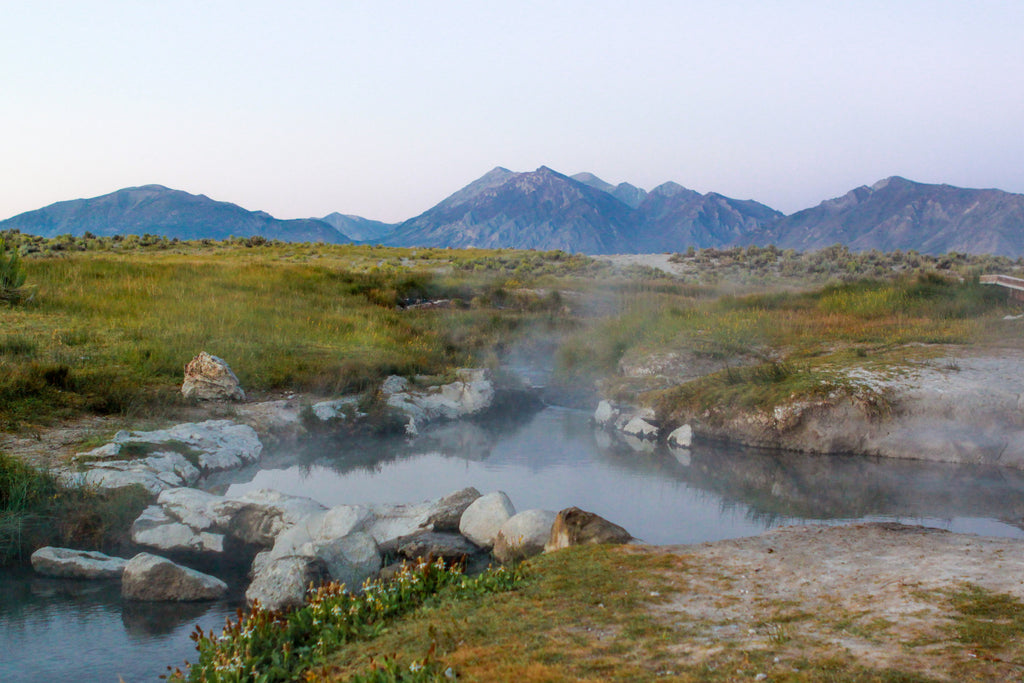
5,406 -> 1024,682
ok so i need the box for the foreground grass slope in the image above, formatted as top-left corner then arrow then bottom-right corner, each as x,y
177,543 -> 1024,682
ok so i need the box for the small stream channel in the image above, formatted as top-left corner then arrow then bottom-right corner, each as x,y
5,405 -> 1024,682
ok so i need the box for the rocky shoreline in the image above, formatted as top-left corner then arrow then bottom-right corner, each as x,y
595,349 -> 1024,469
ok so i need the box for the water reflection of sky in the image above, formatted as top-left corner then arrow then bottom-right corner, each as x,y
222,406 -> 1024,545
0,567 -> 239,683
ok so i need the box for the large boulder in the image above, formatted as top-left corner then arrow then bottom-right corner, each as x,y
30,547 -> 129,579
493,509 -> 557,564
129,488 -> 329,555
224,489 -> 330,546
246,556 -> 328,610
181,352 -> 245,401
122,553 -> 228,601
459,491 -> 516,548
423,487 -> 481,532
314,532 -> 382,590
544,507 -> 632,552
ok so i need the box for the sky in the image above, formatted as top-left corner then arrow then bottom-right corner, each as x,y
3,1 -> 1023,223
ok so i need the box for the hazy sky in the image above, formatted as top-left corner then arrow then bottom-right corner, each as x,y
3,1 -> 1023,222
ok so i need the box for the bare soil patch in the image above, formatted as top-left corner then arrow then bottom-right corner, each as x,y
645,523 -> 1024,680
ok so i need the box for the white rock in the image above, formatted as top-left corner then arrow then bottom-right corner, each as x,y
493,510 -> 557,563
384,370 -> 494,433
75,442 -> 121,460
622,416 -> 659,440
30,547 -> 129,579
312,397 -> 361,421
459,491 -> 516,548
181,352 -> 245,401
667,424 -> 693,448
157,487 -> 234,530
594,400 -> 617,426
111,420 -> 262,472
56,451 -> 200,494
131,505 -> 224,553
380,376 -> 410,395
364,501 -> 438,545
245,556 -> 325,610
319,505 -> 374,540
122,553 -> 228,601
314,532 -> 381,590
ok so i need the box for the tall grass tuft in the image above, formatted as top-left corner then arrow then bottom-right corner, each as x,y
0,453 -> 149,564
0,237 -> 27,302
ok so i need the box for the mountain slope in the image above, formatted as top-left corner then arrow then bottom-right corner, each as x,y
755,177 -> 1024,256
634,182 -> 782,251
0,185 -> 351,243
384,166 -> 638,254
571,173 -> 648,208
320,213 -> 395,242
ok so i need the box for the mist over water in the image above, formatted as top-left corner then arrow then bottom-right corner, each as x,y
6,403 -> 1024,682
215,406 -> 1024,544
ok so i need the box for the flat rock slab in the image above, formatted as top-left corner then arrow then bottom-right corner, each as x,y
30,547 -> 129,579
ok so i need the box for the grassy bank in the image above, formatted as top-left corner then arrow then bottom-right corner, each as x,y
0,235 -> 625,430
556,272 -> 1020,422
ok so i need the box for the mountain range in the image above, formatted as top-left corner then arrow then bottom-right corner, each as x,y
3,170 -> 1023,256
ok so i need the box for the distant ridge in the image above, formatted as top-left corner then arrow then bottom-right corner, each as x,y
0,185 -> 351,243
383,167 -> 779,254
383,166 -> 638,253
319,213 -> 395,242
4,171 -> 1024,256
753,176 -> 1024,257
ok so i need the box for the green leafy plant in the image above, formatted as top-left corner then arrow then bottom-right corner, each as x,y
172,559 -> 526,683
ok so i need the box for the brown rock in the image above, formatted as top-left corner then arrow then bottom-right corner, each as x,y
181,352 -> 245,401
544,507 -> 632,552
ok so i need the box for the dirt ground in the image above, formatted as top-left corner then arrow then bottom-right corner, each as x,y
646,522 -> 1024,680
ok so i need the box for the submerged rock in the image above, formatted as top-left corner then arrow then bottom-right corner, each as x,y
122,553 -> 228,601
30,547 -> 129,579
545,506 -> 632,552
181,352 -> 245,401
